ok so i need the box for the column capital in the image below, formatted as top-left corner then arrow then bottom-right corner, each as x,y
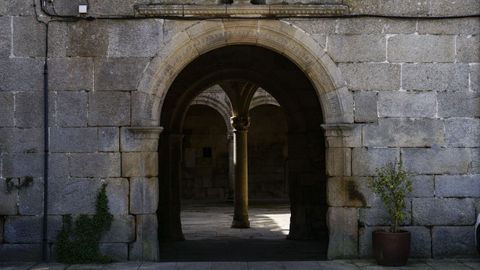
231,115 -> 250,131
321,123 -> 358,137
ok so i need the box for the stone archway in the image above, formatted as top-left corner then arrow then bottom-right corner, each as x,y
132,20 -> 357,259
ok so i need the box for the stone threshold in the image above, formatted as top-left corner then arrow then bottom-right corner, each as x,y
135,4 -> 348,18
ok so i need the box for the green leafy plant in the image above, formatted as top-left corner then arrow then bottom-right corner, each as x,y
369,160 -> 413,233
57,183 -> 113,264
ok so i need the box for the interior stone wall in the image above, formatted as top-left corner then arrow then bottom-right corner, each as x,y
0,0 -> 478,261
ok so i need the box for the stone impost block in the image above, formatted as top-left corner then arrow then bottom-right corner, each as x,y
359,226 -> 431,258
4,216 -> 42,243
88,91 -> 131,126
130,177 -> 159,214
359,199 -> 412,226
69,153 -> 121,178
0,17 -> 10,58
327,207 -> 358,259
122,152 -> 158,177
50,128 -> 98,153
412,198 -> 475,226
94,58 -> 149,91
322,124 -> 362,148
402,63 -> 469,91
339,63 -> 400,91
2,153 -> 43,178
107,20 -> 162,58
98,127 -> 120,152
432,226 -> 476,257
388,35 -> 455,63
438,92 -> 480,118
131,91 -> 161,126
101,215 -> 135,243
12,16 -> 46,57
352,148 -> 399,176
378,91 -> 436,118
408,175 -> 434,198
99,243 -> 129,261
129,214 -> 159,261
436,175 -> 480,198
445,118 -> 480,147
120,127 -> 163,152
363,118 -> 444,147
417,18 -> 480,35
353,91 -> 377,123
14,92 -> 43,128
457,35 -> 480,63
0,58 -> 43,92
327,177 -> 373,207
56,91 -> 88,127
18,177 -> 43,215
0,178 -> 18,215
0,92 -> 14,127
402,148 -> 471,175
0,128 -> 43,153
0,244 -> 41,261
326,148 -> 351,177
328,34 -> 386,62
49,58 -> 94,91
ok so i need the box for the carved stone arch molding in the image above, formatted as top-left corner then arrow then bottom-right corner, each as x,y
133,19 -> 358,259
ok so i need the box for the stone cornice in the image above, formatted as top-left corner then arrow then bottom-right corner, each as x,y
127,126 -> 164,139
135,4 -> 349,18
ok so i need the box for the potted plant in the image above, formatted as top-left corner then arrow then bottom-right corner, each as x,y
369,160 -> 413,266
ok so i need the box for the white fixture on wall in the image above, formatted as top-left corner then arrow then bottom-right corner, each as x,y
79,4 -> 88,14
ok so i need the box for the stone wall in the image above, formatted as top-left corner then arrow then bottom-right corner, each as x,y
0,0 -> 479,261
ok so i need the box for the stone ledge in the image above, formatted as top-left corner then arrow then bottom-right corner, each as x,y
126,126 -> 164,139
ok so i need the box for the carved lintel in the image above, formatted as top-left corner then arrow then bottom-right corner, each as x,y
135,4 -> 349,18
127,126 -> 164,139
321,123 -> 357,137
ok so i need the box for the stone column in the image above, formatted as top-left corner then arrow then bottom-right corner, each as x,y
231,115 -> 250,228
227,132 -> 235,200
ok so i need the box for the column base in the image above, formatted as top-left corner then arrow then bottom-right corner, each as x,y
231,219 -> 250,228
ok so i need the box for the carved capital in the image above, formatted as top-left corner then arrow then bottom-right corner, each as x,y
231,116 -> 250,131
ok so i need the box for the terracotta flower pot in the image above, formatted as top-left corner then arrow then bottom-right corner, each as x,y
372,230 -> 411,266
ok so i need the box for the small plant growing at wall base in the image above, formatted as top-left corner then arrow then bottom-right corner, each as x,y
369,160 -> 413,267
57,183 -> 113,264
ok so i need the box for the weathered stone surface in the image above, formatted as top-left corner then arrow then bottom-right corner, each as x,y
88,92 -> 131,126
66,21 -> 109,57
106,178 -> 129,215
352,148 -> 399,176
327,177 -> 374,207
402,63 -> 469,91
339,63 -> 400,91
99,243 -> 128,261
429,0 -> 480,17
18,177 -> 43,215
12,16 -> 45,57
122,152 -> 158,177
408,175 -> 434,198
457,35 -> 480,63
98,127 -> 120,152
102,215 -> 135,243
328,35 -> 385,62
438,92 -> 480,117
49,154 -> 69,177
107,20 -> 162,57
334,18 -> 415,34
129,214 -> 159,261
49,58 -> 94,91
326,148 -> 351,177
4,216 -> 42,243
0,93 -> 14,126
472,64 -> 480,92
130,177 -> 159,214
0,178 -> 17,215
363,118 -> 444,147
436,175 -> 480,198
14,92 -> 43,128
359,226 -> 431,258
471,148 -> 480,174
47,22 -> 68,57
50,128 -> 98,153
377,91 -> 436,118
56,91 -> 88,127
0,17 -> 11,58
0,128 -> 43,153
327,207 -> 358,259
402,148 -> 471,175
0,58 -> 43,91
417,18 -> 480,35
120,128 -> 161,152
0,244 -> 41,261
412,198 -> 475,225
289,18 -> 336,37
445,118 -> 480,147
353,91 -> 377,123
432,226 -> 477,257
2,153 -> 43,178
388,35 -> 455,63
359,199 -> 411,226
0,0 -> 34,16
94,58 -> 149,91
69,153 -> 121,178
